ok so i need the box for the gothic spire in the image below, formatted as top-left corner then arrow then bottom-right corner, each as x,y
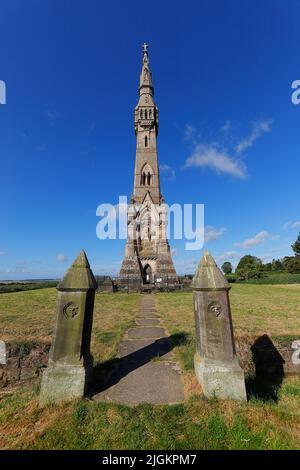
139,42 -> 153,94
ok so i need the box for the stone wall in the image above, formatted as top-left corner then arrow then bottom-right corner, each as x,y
236,334 -> 300,377
0,342 -> 50,388
0,335 -> 299,389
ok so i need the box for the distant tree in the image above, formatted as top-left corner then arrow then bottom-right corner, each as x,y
292,232 -> 300,257
237,267 -> 263,280
221,262 -> 233,274
282,256 -> 292,269
262,262 -> 272,272
283,256 -> 300,273
271,258 -> 283,271
236,255 -> 263,280
236,255 -> 262,273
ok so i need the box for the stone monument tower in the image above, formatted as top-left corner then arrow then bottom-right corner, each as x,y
119,44 -> 178,288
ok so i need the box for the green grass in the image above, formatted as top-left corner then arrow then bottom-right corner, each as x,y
242,272 -> 300,284
226,272 -> 300,284
0,289 -> 138,363
156,284 -> 300,339
1,286 -> 300,449
1,380 -> 300,449
0,281 -> 58,294
155,284 -> 300,385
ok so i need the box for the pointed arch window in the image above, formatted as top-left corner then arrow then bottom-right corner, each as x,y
145,135 -> 148,147
140,109 -> 143,119
141,163 -> 153,186
144,109 -> 148,119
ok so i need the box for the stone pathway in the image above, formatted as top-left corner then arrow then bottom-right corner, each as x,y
93,294 -> 184,405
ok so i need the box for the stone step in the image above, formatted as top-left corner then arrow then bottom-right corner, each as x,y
118,338 -> 173,360
128,326 -> 166,340
136,312 -> 159,319
138,310 -> 157,315
136,318 -> 160,326
93,361 -> 184,405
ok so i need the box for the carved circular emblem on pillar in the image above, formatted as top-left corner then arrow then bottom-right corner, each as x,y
63,302 -> 79,319
208,301 -> 222,317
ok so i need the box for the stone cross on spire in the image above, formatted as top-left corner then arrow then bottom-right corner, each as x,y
142,43 -> 149,64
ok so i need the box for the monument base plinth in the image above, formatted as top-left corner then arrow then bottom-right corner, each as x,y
194,352 -> 247,402
39,360 -> 92,406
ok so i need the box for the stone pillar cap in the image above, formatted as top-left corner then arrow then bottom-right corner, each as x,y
191,250 -> 230,290
57,250 -> 98,291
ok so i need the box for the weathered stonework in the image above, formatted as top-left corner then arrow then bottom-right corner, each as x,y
1,336 -> 299,390
0,340 -> 6,365
95,276 -> 115,293
0,342 -> 50,387
39,250 -> 97,405
119,44 -> 178,288
191,251 -> 247,401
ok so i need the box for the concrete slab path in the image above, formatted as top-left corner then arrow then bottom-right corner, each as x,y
93,294 -> 184,405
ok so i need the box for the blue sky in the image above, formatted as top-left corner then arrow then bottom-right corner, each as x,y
0,0 -> 300,279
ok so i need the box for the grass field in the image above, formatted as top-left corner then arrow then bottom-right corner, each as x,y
0,281 -> 58,294
156,284 -> 300,338
0,290 -> 139,363
0,285 -> 300,450
226,272 -> 300,284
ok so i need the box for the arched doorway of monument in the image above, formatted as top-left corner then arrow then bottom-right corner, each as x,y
143,264 -> 152,284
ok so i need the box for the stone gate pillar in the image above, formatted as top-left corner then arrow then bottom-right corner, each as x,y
39,250 -> 97,405
191,250 -> 247,401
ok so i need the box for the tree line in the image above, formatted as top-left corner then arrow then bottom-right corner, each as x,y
221,232 -> 300,280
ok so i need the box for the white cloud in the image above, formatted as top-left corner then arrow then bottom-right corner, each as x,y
56,253 -> 68,262
184,119 -> 272,179
175,258 -> 198,274
185,143 -> 246,178
283,221 -> 300,230
235,119 -> 272,154
191,225 -> 226,247
234,230 -> 269,249
217,251 -> 240,262
204,225 -> 226,243
160,164 -> 175,181
221,120 -> 232,133
184,124 -> 196,140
